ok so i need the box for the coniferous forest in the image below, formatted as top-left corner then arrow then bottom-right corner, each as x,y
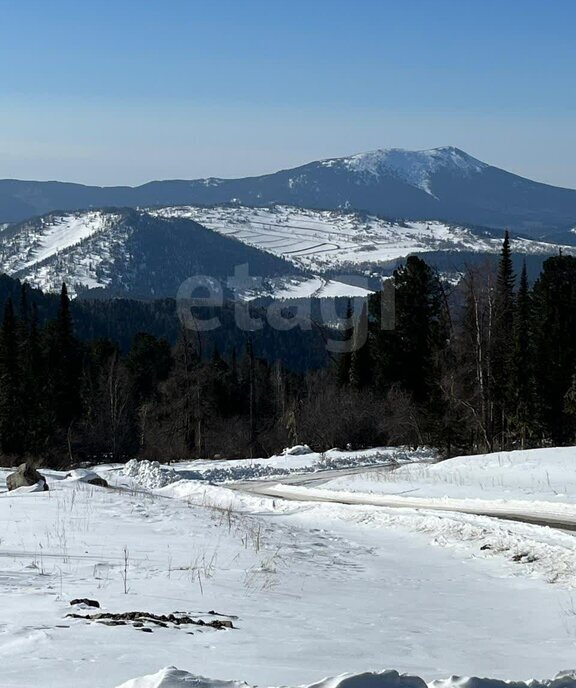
0,234 -> 574,468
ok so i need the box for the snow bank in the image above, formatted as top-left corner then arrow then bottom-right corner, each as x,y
115,666 -> 249,687
282,444 -> 313,455
406,446 -> 576,499
115,669 -> 576,688
119,448 -> 433,489
324,446 -> 576,504
122,459 -> 179,489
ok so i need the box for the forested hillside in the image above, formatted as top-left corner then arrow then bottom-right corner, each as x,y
0,235 -> 574,466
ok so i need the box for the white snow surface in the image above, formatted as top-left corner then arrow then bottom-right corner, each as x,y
2,446 -> 576,686
152,205 -> 575,274
115,668 -> 576,688
282,444 -> 313,455
253,276 -> 372,300
320,146 -> 488,196
0,209 -> 130,295
0,211 -> 117,272
320,446 -> 576,504
121,447 -> 427,487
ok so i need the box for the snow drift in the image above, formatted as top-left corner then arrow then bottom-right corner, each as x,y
115,669 -> 576,688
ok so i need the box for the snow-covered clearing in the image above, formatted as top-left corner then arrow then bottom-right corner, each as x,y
151,205 -> 576,273
2,446 -> 576,686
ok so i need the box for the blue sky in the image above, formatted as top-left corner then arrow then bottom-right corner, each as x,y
1,0 -> 575,186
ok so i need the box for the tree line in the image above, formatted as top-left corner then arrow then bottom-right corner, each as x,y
0,235 -> 575,467
335,234 -> 576,455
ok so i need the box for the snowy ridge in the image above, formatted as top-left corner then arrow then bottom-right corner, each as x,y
1,203 -> 574,298
4,211 -> 133,295
0,210 -> 119,276
320,147 -> 488,196
115,667 -> 576,688
152,204 -> 576,273
0,208 -> 315,299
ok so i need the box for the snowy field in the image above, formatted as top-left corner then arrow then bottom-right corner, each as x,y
1,446 -> 576,687
151,205 -> 576,273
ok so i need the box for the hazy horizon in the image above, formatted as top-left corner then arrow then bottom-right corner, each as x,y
2,141 -> 576,192
1,0 -> 575,188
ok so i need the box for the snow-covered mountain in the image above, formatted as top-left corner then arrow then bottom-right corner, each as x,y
0,209 -> 308,298
0,204 -> 572,300
317,146 -> 488,197
1,147 -> 576,236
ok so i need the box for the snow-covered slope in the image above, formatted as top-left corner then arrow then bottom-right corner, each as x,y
152,204 -> 575,273
0,210 -> 127,292
0,209 -> 306,298
320,146 -> 488,197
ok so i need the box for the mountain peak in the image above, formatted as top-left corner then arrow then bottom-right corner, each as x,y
319,146 -> 487,196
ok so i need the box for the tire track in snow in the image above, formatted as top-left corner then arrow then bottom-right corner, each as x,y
232,480 -> 576,532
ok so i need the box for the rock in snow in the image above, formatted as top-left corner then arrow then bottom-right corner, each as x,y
69,598 -> 100,609
6,462 -> 48,491
115,669 -> 576,688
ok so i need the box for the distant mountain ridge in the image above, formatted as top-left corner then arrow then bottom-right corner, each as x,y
2,147 -> 576,236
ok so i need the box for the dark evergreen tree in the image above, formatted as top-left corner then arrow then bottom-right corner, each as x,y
0,299 -> 24,456
349,302 -> 372,388
532,256 -> 576,443
45,284 -> 83,452
386,256 -> 448,402
21,304 -> 48,455
125,333 -> 172,403
491,231 -> 516,448
336,299 -> 354,386
511,261 -> 535,447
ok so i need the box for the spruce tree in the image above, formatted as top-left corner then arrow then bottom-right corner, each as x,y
349,302 -> 372,388
245,338 -> 256,456
21,304 -> 47,455
532,255 -> 576,443
386,256 -> 448,402
0,299 -> 24,456
511,261 -> 535,447
47,283 -> 82,435
336,299 -> 353,386
491,231 -> 516,448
